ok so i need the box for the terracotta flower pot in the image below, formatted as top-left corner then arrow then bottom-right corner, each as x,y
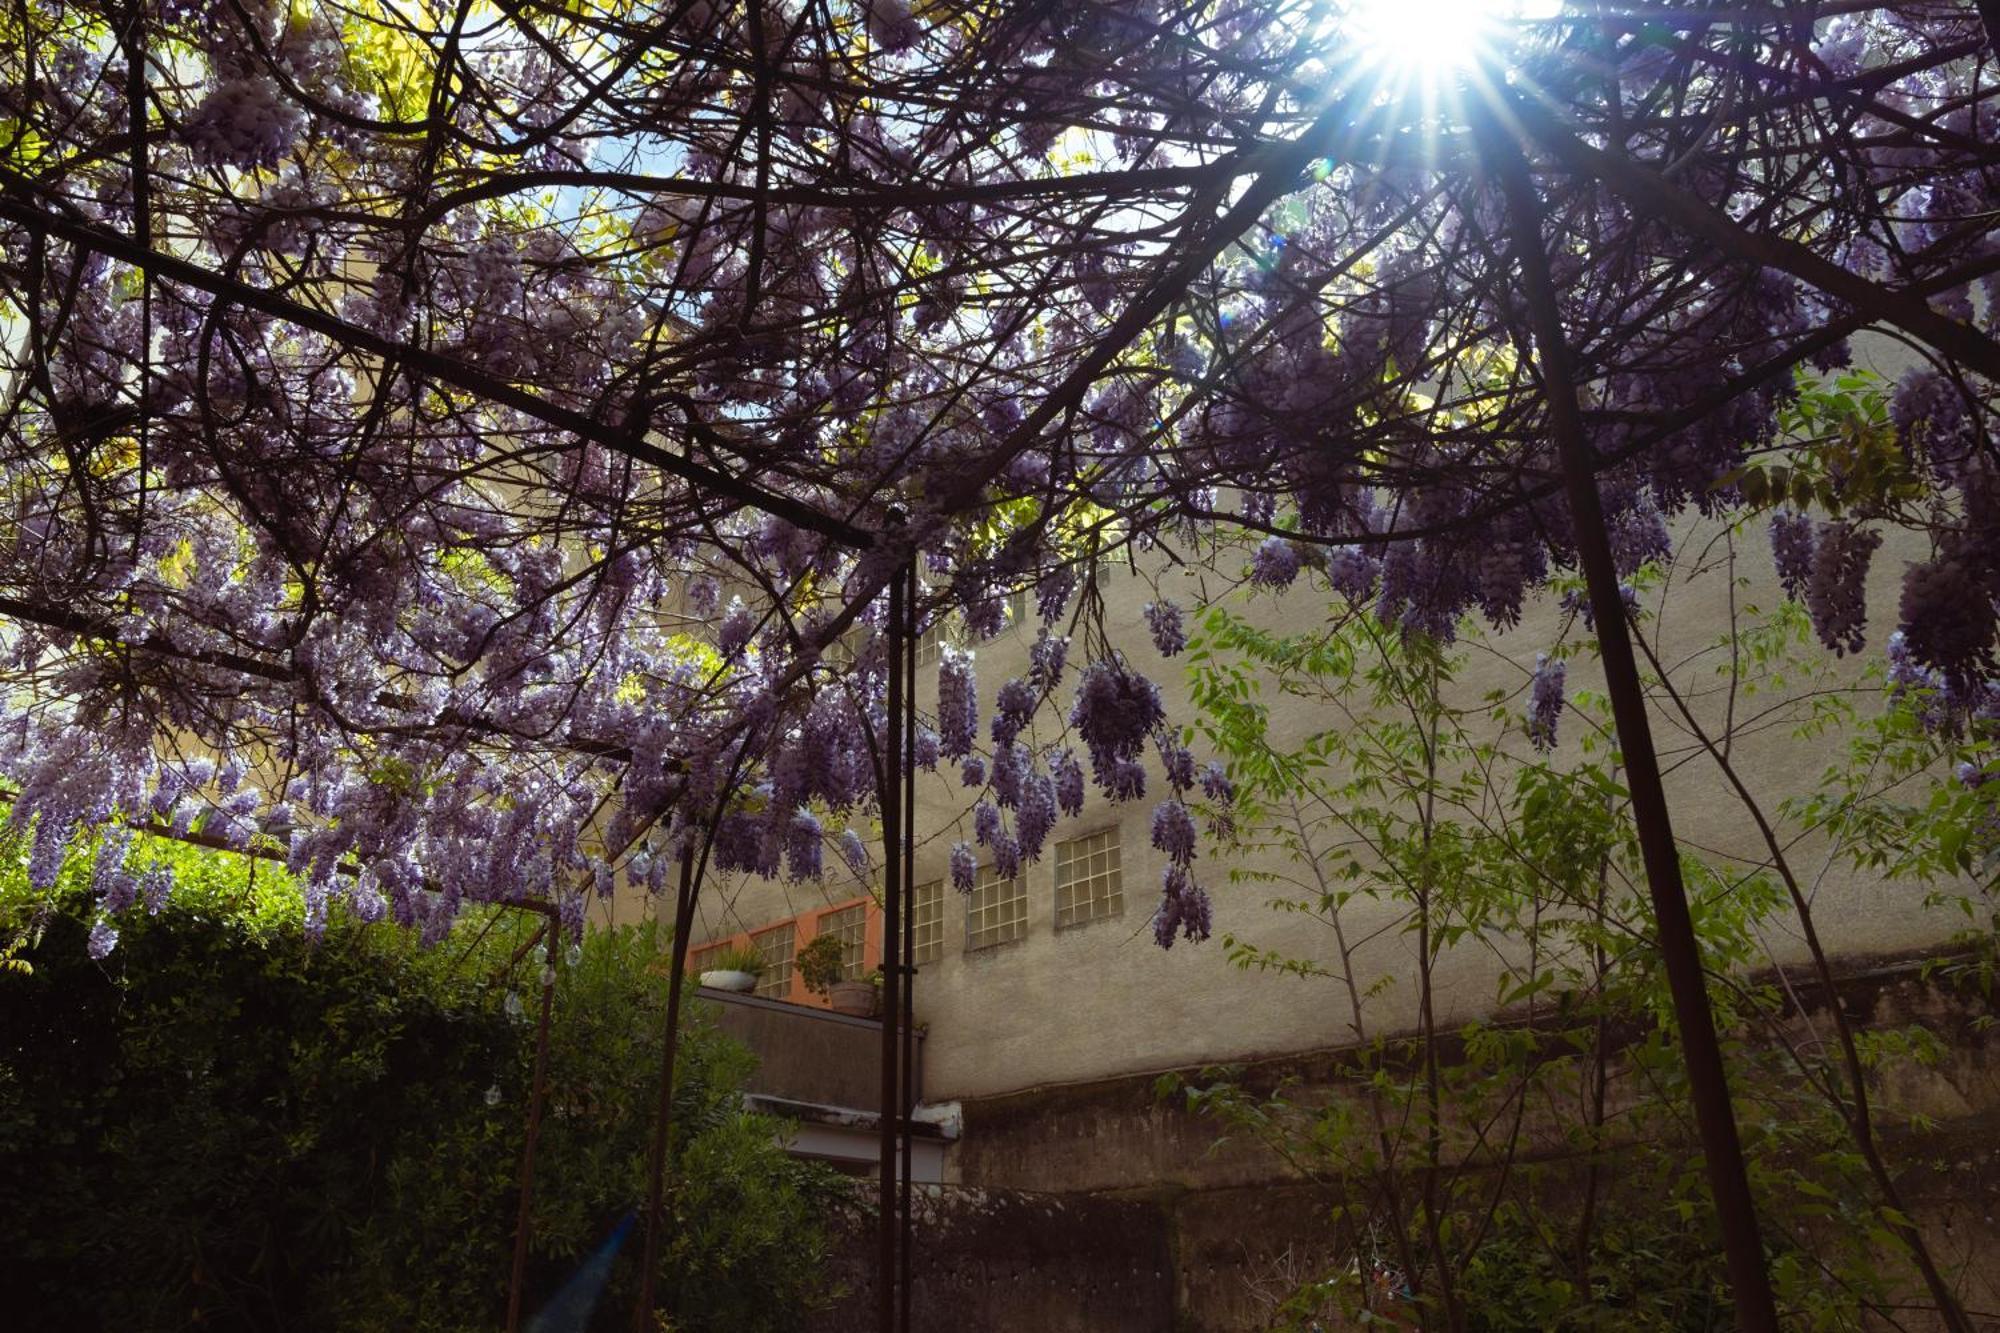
828,979 -> 878,1017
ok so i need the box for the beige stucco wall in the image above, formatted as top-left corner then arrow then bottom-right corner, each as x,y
610,340 -> 1974,1101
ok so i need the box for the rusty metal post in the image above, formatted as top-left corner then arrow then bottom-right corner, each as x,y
898,559 -> 919,1331
634,846 -> 700,1329
877,560 -> 908,1333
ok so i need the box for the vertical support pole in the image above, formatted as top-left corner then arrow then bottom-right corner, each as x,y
506,907 -> 561,1333
1491,140 -> 1779,1332
897,561 -> 918,1332
877,563 -> 907,1333
634,846 -> 699,1330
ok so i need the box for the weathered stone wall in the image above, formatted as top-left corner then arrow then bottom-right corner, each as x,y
928,956 -> 2000,1331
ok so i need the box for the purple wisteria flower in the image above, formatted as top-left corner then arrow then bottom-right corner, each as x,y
1249,536 -> 1302,588
949,840 -> 978,894
1770,510 -> 1814,601
1017,772 -> 1057,860
937,646 -> 978,759
1102,758 -> 1147,801
1070,659 -> 1165,782
718,598 -> 756,657
1198,761 -> 1234,803
1325,546 -> 1380,601
991,742 -> 1027,808
1144,600 -> 1187,656
87,918 -> 119,960
1804,520 -> 1880,655
990,829 -> 1022,879
837,828 -> 871,879
1152,865 -> 1212,949
1051,748 -> 1085,817
1899,553 -> 1998,688
1528,654 -> 1566,753
1150,800 -> 1197,865
786,810 -> 823,881
992,677 -> 1036,747
1029,631 -> 1069,687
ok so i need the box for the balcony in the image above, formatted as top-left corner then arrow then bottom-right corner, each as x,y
699,986 -> 952,1181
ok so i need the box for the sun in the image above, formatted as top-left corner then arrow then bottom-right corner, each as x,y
1344,0 -> 1561,74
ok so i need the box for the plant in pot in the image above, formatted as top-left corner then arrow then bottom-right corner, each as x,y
797,932 -> 876,1016
697,943 -> 763,994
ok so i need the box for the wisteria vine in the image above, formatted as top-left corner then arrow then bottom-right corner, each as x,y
0,0 -> 1993,955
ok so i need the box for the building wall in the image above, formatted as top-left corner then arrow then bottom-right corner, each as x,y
611,342 -> 1970,1105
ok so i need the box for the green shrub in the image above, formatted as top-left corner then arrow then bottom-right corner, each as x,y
0,851 -> 843,1333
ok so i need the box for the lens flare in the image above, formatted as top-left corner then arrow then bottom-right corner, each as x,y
1344,0 -> 1562,73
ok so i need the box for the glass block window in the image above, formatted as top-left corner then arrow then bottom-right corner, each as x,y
688,940 -> 732,975
817,903 -> 870,980
910,879 -> 944,966
1055,828 -> 1124,928
751,924 -> 796,999
966,865 -> 1028,950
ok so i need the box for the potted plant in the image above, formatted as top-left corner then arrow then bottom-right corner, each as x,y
797,932 -> 876,1016
697,943 -> 763,993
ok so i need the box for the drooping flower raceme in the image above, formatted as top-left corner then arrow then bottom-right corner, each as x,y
1144,601 -> 1187,657
1770,510 -> 1814,601
1150,801 -> 1197,866
1249,537 -> 1303,588
1069,659 -> 1166,784
1805,520 -> 1881,656
1528,655 -> 1566,753
949,841 -> 978,895
937,647 -> 978,760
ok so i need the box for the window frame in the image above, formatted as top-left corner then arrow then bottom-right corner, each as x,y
750,924 -> 796,999
910,878 -> 945,966
1053,826 -> 1125,930
965,863 -> 1029,951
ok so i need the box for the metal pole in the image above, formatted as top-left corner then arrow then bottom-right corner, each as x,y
634,846 -> 700,1329
1491,138 -> 1780,1332
877,563 -> 908,1333
898,560 -> 918,1332
506,905 -> 561,1333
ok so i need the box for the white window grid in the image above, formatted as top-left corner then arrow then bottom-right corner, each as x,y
1055,828 -> 1124,929
817,903 -> 870,980
966,864 -> 1028,950
910,879 -> 944,966
751,925 -> 796,999
915,614 -> 954,668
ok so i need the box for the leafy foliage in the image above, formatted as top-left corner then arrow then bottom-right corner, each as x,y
0,841 -> 842,1333
1173,593 -> 1979,1330
794,931 -> 845,995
